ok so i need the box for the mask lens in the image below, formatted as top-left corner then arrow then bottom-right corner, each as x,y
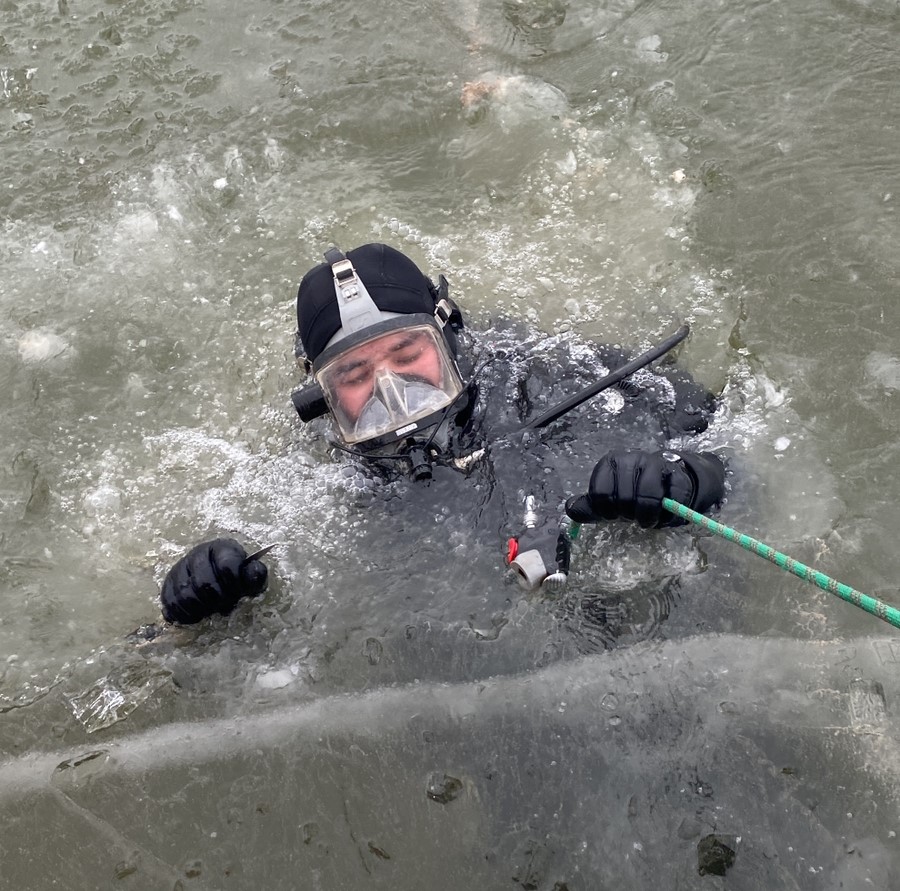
315,323 -> 463,445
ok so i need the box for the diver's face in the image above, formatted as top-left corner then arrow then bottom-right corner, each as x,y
329,329 -> 444,421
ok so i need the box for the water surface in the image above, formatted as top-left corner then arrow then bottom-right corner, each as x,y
2,0 -> 899,887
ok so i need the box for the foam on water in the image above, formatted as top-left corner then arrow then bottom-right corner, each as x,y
16,329 -> 72,364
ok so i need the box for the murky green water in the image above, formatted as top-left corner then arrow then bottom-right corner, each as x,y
2,0 -> 900,887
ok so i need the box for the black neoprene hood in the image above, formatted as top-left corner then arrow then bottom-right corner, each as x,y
296,243 -> 441,363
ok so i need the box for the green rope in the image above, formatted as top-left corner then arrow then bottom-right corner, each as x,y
662,498 -> 900,632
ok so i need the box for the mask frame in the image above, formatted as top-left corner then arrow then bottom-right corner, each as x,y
313,315 -> 464,448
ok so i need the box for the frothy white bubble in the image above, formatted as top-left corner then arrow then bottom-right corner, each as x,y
255,668 -> 296,690
464,72 -> 568,130
636,34 -> 668,62
83,485 -> 123,517
113,209 -> 160,243
264,137 -> 285,171
17,329 -> 70,363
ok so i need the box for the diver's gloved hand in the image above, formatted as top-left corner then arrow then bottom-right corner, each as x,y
160,538 -> 268,625
565,449 -> 725,529
666,377 -> 718,436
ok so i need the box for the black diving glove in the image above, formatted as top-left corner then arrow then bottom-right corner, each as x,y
666,378 -> 717,436
565,449 -> 725,529
160,538 -> 268,625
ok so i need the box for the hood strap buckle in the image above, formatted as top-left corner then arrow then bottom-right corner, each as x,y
433,276 -> 463,329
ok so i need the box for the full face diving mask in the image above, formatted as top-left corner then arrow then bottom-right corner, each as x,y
315,321 -> 464,445
311,252 -> 464,448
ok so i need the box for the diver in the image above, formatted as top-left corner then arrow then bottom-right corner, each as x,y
160,243 -> 727,625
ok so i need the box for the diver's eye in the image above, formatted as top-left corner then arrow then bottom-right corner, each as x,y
393,346 -> 425,367
388,334 -> 430,367
334,362 -> 372,388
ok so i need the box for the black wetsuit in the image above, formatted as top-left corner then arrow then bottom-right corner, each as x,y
160,321 -> 723,670
287,321 -> 720,641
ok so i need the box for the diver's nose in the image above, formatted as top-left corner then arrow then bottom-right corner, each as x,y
372,367 -> 410,414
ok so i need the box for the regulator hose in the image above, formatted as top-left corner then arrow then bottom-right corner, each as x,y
526,323 -> 691,430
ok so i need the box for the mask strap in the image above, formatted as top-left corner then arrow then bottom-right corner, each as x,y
324,247 -> 384,336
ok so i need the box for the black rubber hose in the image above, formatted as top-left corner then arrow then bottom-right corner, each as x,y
525,323 -> 691,430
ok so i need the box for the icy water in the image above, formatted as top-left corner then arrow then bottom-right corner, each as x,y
2,0 -> 900,887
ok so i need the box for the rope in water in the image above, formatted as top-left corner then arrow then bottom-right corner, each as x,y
662,498 -> 900,632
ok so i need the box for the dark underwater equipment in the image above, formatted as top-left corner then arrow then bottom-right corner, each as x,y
291,382 -> 329,421
525,323 -> 691,430
506,494 -> 574,592
405,444 -> 434,482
